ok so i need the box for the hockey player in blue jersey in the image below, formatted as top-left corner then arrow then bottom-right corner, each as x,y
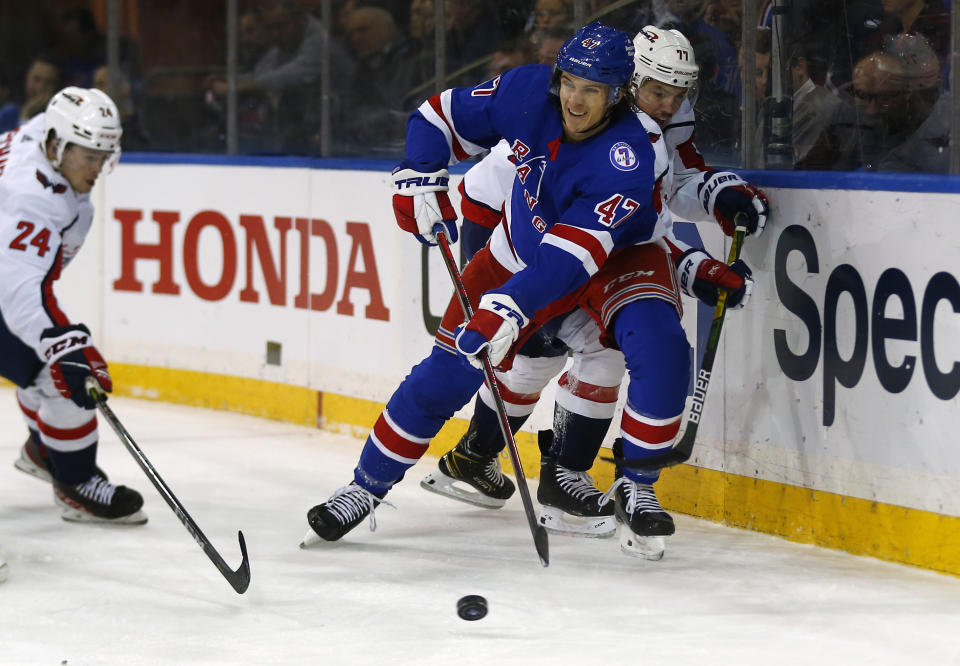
304,22 -> 674,544
420,26 -> 769,560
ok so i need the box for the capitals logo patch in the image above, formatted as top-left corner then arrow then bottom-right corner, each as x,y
609,142 -> 638,171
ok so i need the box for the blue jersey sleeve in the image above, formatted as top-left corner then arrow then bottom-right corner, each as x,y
403,66 -> 554,171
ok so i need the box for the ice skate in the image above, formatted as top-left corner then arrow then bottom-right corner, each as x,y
536,459 -> 615,538
54,473 -> 147,525
14,435 -> 107,485
420,439 -> 515,509
606,476 -> 675,560
13,435 -> 52,482
302,482 -> 392,545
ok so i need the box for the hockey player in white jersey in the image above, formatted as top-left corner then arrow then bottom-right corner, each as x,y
422,27 -> 768,559
0,87 -> 147,525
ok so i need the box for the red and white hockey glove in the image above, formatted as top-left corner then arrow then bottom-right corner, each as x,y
40,324 -> 112,410
391,165 -> 458,246
455,293 -> 530,369
699,171 -> 769,238
675,249 -> 753,309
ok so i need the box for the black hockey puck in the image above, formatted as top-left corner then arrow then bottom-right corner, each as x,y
456,594 -> 488,621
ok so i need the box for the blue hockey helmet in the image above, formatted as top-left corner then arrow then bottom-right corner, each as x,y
552,22 -> 635,106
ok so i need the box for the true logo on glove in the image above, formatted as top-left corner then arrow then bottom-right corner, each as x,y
490,300 -> 525,328
394,175 -> 449,190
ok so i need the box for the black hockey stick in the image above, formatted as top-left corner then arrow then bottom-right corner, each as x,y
85,378 -> 252,594
434,228 -> 550,567
603,220 -> 748,471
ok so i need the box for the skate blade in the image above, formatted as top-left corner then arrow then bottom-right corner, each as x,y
13,457 -> 52,483
619,528 -> 665,561
55,497 -> 148,525
0,559 -> 7,583
419,470 -> 506,509
538,506 -> 615,538
300,529 -> 322,549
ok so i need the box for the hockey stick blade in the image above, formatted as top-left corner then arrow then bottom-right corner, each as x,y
435,227 -> 549,567
86,378 -> 252,594
601,221 -> 748,472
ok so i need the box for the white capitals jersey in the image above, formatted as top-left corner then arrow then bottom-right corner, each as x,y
462,100 -> 715,258
0,113 -> 94,359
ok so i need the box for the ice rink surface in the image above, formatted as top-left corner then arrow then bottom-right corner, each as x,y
1,386 -> 959,666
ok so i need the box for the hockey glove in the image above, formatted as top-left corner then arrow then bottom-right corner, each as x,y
675,249 -> 753,309
391,165 -> 458,246
455,293 -> 530,369
700,171 -> 769,238
40,324 -> 112,410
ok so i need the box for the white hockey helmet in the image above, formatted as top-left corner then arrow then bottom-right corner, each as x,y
631,26 -> 699,94
44,86 -> 123,170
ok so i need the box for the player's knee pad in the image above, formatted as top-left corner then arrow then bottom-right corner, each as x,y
614,299 -> 691,419
496,354 -> 567,398
31,372 -> 99,454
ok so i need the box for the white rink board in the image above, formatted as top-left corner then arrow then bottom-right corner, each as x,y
55,162 -> 960,519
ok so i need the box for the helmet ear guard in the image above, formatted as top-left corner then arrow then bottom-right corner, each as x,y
44,86 -> 123,171
630,26 -> 700,100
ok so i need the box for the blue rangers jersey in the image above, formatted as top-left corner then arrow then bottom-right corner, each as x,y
461,99 -> 715,263
0,114 -> 94,361
406,64 -> 661,318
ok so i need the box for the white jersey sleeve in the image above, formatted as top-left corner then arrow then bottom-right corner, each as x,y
661,100 -> 713,223
461,140 -> 515,212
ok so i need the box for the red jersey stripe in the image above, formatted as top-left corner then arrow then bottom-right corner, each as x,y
547,224 -> 608,271
372,413 -> 429,459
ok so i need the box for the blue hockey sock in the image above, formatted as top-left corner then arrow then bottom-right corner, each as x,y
613,299 -> 690,484
354,347 -> 484,493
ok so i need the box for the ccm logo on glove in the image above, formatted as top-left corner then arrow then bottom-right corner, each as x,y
40,323 -> 112,409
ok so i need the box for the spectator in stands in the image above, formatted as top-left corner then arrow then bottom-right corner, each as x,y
485,38 -> 532,79
661,0 -> 739,95
92,65 -> 150,152
804,51 -> 908,170
535,28 -> 568,66
528,0 -> 574,46
205,0 -> 354,154
448,1 -> 504,76
237,9 -> 270,71
877,33 -> 949,172
867,0 -> 950,70
0,55 -> 59,133
789,40 -> 842,164
54,7 -> 103,88
338,6 -> 417,155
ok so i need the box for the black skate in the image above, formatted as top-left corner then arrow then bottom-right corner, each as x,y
537,459 -> 615,538
420,439 -> 515,509
14,435 -> 106,484
606,476 -> 674,560
302,482 -> 391,545
54,473 -> 147,525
